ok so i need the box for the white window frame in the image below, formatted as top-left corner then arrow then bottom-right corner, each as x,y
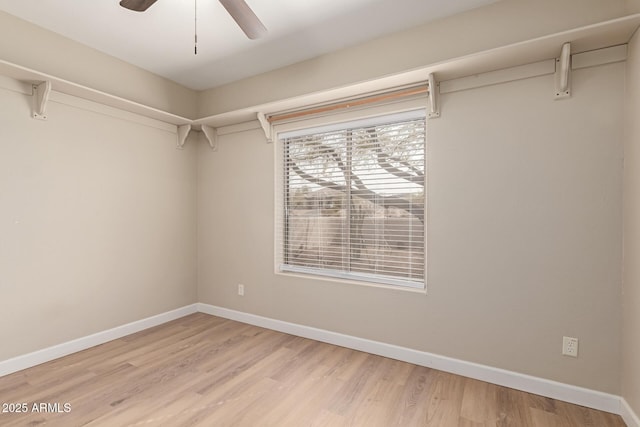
274,97 -> 427,291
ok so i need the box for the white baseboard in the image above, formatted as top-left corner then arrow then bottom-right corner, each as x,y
0,304 -> 198,377
622,398 -> 640,427
197,303 -> 623,416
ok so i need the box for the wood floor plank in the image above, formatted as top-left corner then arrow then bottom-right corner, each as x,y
345,357 -> 407,426
257,363 -> 339,426
309,409 -> 347,427
423,371 -> 466,427
387,365 -> 433,425
460,378 -> 498,425
0,314 -> 627,427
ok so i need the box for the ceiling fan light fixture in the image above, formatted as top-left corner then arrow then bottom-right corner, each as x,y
117,0 -> 267,44
119,0 -> 158,12
218,0 -> 267,40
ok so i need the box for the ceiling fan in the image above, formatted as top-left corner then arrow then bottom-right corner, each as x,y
119,0 -> 267,40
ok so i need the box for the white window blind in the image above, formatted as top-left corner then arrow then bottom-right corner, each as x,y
279,110 -> 426,289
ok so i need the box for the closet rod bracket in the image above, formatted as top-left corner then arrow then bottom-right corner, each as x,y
257,112 -> 273,143
201,125 -> 218,151
32,80 -> 52,120
427,73 -> 440,119
554,42 -> 572,99
177,124 -> 192,149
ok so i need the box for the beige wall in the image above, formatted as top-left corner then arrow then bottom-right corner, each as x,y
0,86 -> 198,361
0,11 -> 198,118
198,62 -> 625,393
627,0 -> 640,13
198,0 -> 628,117
623,28 -> 640,417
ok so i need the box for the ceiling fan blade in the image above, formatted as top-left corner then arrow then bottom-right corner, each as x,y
218,0 -> 267,40
119,0 -> 158,12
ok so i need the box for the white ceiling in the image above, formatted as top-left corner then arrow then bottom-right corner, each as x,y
0,0 -> 497,91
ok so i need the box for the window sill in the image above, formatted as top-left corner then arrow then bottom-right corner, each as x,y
274,269 -> 427,295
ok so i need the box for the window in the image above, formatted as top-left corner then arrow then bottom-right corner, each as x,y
277,109 -> 426,289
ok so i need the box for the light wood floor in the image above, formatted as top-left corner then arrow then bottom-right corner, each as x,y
0,313 -> 626,427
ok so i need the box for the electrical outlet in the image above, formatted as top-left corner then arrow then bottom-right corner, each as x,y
237,284 -> 245,296
562,336 -> 578,357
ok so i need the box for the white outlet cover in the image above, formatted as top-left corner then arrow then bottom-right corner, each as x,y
562,336 -> 578,357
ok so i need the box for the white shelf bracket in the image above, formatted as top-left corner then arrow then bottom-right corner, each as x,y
257,112 -> 273,143
32,80 -> 52,120
427,73 -> 440,119
201,125 -> 218,151
554,42 -> 572,99
176,124 -> 192,149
